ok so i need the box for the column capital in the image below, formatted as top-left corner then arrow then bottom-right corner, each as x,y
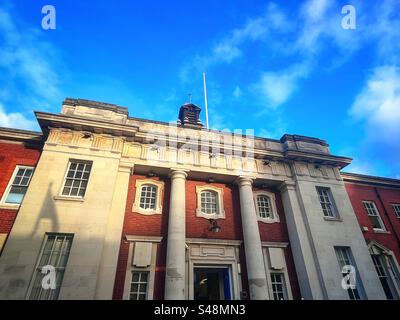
235,176 -> 255,187
169,168 -> 189,180
118,162 -> 134,174
278,180 -> 296,193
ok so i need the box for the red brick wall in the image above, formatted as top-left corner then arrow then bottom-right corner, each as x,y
113,174 -> 170,300
345,182 -> 400,262
0,141 -> 41,237
253,187 -> 300,299
113,176 -> 301,300
185,180 -> 242,240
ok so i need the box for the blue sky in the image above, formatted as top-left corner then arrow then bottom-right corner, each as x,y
0,0 -> 399,178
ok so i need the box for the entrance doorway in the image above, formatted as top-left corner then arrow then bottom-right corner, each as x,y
193,266 -> 232,300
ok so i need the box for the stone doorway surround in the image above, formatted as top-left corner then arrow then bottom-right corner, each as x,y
185,238 -> 243,300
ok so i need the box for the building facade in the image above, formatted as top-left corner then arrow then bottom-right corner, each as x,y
0,98 -> 399,300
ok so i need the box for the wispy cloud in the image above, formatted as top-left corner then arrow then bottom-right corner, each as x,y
0,5 -> 63,129
256,62 -> 311,108
346,0 -> 400,177
348,65 -> 400,176
350,65 -> 400,138
180,2 -> 290,82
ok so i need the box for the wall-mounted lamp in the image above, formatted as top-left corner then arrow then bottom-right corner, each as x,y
208,219 -> 221,233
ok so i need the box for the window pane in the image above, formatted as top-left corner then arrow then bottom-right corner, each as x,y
130,271 -> 149,300
5,186 -> 27,204
334,247 -> 362,300
139,185 -> 157,210
270,273 -> 287,300
61,161 -> 92,197
257,195 -> 273,219
316,187 -> 336,218
29,234 -> 73,300
4,166 -> 34,204
393,204 -> 400,218
132,273 -> 139,282
201,190 -> 218,214
363,202 -> 384,230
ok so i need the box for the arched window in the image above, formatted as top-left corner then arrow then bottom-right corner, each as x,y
133,179 -> 164,215
254,191 -> 279,223
200,190 -> 219,215
257,195 -> 273,219
139,184 -> 157,210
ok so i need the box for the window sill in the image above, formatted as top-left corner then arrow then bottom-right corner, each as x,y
323,216 -> 343,222
258,217 -> 280,224
196,211 -> 225,220
53,196 -> 85,202
132,209 -> 162,216
132,204 -> 162,215
373,229 -> 390,234
0,203 -> 20,210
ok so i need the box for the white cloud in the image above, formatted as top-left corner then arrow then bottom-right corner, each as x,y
180,3 -> 291,82
0,103 -> 37,130
257,62 -> 310,108
349,65 -> 400,177
0,7 -> 62,114
350,65 -> 400,139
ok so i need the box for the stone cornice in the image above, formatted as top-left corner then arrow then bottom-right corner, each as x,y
0,127 -> 43,144
35,111 -> 139,138
63,98 -> 128,115
284,150 -> 352,169
341,172 -> 400,189
35,98 -> 353,171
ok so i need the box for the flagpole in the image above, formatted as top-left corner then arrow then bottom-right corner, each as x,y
203,71 -> 209,129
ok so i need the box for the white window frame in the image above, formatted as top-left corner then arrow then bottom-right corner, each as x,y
129,270 -> 150,300
195,185 -> 225,219
368,241 -> 400,299
132,179 -> 164,215
363,201 -> 386,231
334,246 -> 365,300
59,160 -> 92,199
253,191 -> 280,223
262,244 -> 293,300
270,272 -> 288,300
0,165 -> 35,207
26,233 -> 74,300
123,236 -> 161,300
392,204 -> 400,219
316,186 -> 339,219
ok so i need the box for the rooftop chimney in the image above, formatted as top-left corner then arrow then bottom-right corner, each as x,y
177,103 -> 204,128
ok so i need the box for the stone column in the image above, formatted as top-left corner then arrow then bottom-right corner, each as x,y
95,163 -> 132,299
237,176 -> 269,300
164,169 -> 188,300
278,181 -> 324,300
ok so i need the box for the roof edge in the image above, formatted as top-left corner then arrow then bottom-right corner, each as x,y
341,172 -> 400,188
